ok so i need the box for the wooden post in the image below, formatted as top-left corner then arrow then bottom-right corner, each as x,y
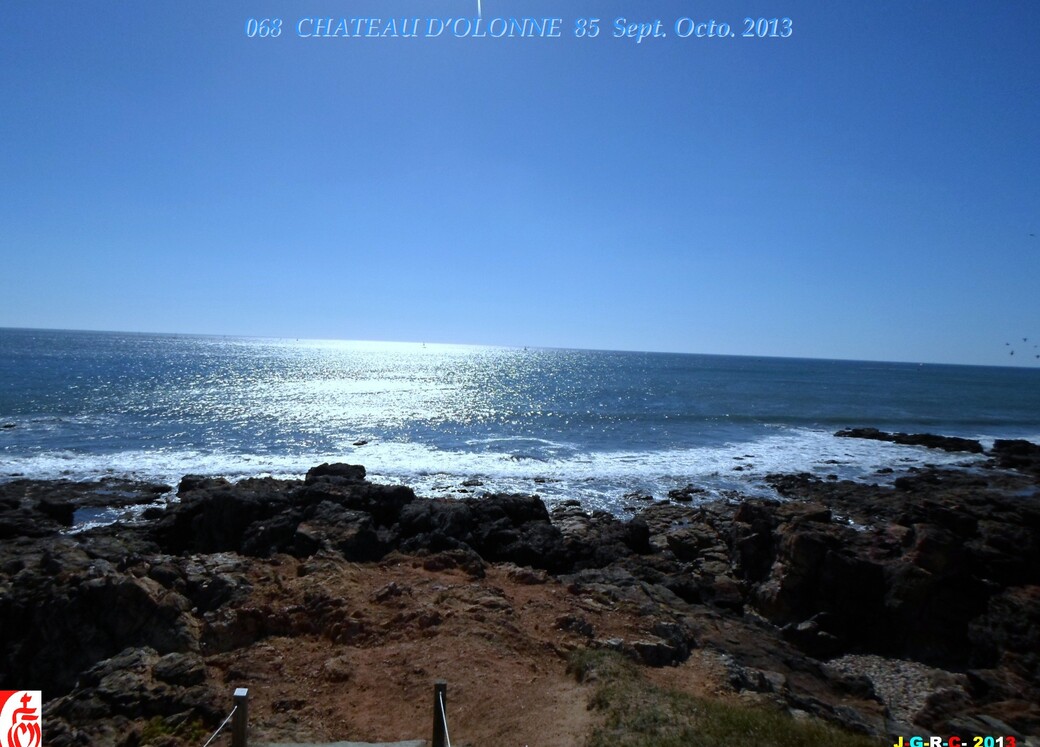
432,680 -> 448,747
232,687 -> 249,747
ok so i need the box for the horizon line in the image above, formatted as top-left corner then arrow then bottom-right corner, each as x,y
2,324 -> 1037,372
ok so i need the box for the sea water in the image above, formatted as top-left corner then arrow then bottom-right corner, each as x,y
2,328 -> 1038,513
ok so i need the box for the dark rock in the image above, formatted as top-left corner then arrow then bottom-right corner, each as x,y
507,565 -> 548,584
422,547 -> 486,578
158,476 -> 413,557
895,473 -> 941,491
399,493 -> 571,571
147,562 -> 184,590
294,480 -> 415,527
203,604 -> 294,653
836,428 -> 984,454
153,652 -> 206,687
883,561 -> 990,665
632,637 -> 685,667
0,558 -> 199,695
991,439 -> 1040,478
724,495 -> 1004,662
752,528 -> 840,623
304,462 -> 366,484
668,484 -> 706,502
482,520 -> 565,569
963,667 -> 1040,734
905,523 -> 964,576
825,671 -> 877,701
706,575 -> 746,610
968,585 -> 1040,673
661,575 -> 703,604
731,501 -> 780,581
46,647 -> 222,729
556,614 -> 594,637
6,457 -> 1040,740
177,475 -> 230,494
372,581 -> 406,603
241,512 -> 301,557
176,554 -> 251,613
155,479 -> 294,554
399,499 -> 475,541
623,491 -> 654,502
666,524 -> 722,562
782,617 -> 843,658
37,497 -> 76,525
722,656 -> 773,693
552,505 -> 652,570
293,502 -> 385,561
0,479 -> 171,537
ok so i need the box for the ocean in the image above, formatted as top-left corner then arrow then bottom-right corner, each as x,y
2,328 -> 1039,513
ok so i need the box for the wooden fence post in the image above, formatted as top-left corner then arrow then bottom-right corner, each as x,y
232,687 -> 249,747
432,680 -> 448,747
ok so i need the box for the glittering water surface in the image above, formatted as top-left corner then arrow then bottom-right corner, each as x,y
2,329 -> 1039,512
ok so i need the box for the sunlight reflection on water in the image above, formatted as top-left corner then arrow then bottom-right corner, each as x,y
3,331 -> 1039,512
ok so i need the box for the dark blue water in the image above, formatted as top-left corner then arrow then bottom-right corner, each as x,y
2,328 -> 1038,511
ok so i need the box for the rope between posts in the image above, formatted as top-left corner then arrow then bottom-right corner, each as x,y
439,691 -> 452,747
201,704 -> 238,747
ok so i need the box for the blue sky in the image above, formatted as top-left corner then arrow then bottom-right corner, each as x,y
2,1 -> 1038,365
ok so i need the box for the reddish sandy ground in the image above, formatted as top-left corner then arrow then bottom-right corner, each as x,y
207,551 -> 726,746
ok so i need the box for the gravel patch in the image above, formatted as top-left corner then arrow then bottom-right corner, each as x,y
826,654 -> 966,726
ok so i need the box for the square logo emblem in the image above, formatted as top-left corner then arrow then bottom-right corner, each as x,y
0,692 -> 41,747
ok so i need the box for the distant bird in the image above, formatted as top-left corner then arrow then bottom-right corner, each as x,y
1010,350 -> 1015,356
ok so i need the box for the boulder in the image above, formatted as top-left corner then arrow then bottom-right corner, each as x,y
304,462 -> 367,484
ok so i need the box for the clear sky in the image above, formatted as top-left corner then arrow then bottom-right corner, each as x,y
1,1 -> 1038,365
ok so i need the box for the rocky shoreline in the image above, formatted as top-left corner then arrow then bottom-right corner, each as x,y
1,433 -> 1038,744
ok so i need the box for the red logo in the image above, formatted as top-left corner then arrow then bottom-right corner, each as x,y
0,692 -> 41,747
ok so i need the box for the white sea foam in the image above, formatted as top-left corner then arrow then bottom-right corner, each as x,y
5,332 -> 1037,523
0,428 -> 992,514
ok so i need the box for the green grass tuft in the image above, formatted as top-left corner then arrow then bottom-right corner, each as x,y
568,649 -> 880,747
139,714 -> 209,745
